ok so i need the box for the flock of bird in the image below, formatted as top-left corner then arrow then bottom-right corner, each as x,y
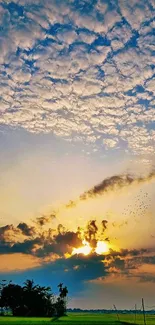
121,190 -> 151,220
101,188 -> 153,242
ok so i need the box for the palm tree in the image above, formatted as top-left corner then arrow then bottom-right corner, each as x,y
23,280 -> 36,292
55,283 -> 68,317
60,286 -> 68,299
58,283 -> 63,290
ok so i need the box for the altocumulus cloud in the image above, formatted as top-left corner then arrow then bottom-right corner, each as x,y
0,0 -> 154,157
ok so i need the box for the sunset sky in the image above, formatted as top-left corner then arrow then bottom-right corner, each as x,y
0,0 -> 155,310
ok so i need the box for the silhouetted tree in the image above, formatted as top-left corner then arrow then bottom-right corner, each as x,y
0,283 -> 24,316
23,280 -> 36,292
0,280 -> 68,317
55,283 -> 68,317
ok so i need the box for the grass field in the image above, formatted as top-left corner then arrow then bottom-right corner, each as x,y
0,313 -> 155,325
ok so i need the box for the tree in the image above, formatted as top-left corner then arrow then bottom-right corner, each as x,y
0,283 -> 24,316
22,281 -> 54,317
58,284 -> 68,299
0,280 -> 68,317
23,280 -> 36,292
55,283 -> 68,317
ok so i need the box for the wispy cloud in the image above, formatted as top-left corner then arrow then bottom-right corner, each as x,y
65,170 -> 155,208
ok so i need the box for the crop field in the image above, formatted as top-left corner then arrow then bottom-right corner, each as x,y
0,313 -> 155,325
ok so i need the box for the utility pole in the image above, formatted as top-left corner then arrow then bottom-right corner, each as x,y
113,304 -> 120,322
142,298 -> 146,325
134,304 -> 137,324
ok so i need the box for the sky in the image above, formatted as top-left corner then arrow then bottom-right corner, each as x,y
0,0 -> 155,310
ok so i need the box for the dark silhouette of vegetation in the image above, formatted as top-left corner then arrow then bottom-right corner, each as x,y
55,283 -> 68,317
0,279 -> 68,317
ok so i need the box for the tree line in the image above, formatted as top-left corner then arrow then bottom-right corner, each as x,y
0,279 -> 68,317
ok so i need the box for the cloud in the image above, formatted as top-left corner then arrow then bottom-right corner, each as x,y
0,217 -> 108,277
87,247 -> 155,285
0,253 -> 42,272
35,214 -> 56,227
0,224 -> 22,243
119,0 -> 154,30
0,1 -> 155,293
0,217 -> 109,259
1,218 -> 155,288
56,253 -> 108,283
17,223 -> 36,236
0,0 -> 154,158
103,138 -> 118,149
0,168 -> 154,275
65,170 -> 155,207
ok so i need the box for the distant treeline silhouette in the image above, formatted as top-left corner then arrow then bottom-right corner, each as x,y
0,279 -> 68,317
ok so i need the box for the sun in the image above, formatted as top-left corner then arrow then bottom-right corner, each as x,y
95,241 -> 109,255
72,239 -> 91,256
71,240 -> 110,256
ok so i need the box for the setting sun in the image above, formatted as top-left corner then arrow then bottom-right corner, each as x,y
95,241 -> 109,255
72,240 -> 110,256
72,240 -> 92,256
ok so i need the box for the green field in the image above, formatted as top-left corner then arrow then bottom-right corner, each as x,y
0,313 -> 154,325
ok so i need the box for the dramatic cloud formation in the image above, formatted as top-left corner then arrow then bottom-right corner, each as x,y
0,0 -> 154,158
0,216 -> 109,258
1,215 -> 155,292
0,169 -> 154,279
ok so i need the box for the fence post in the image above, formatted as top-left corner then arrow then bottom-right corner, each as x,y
142,298 -> 146,325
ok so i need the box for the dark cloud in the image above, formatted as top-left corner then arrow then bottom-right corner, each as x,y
0,216 -> 108,265
1,218 -> 155,286
35,214 -> 56,227
102,247 -> 155,284
17,223 -> 35,236
56,231 -> 82,250
0,217 -> 153,267
102,220 -> 108,232
0,222 -> 83,257
0,203 -> 155,287
0,225 -> 20,241
65,171 -> 155,208
37,231 -> 82,257
57,224 -> 66,235
80,172 -> 155,200
49,253 -> 108,284
109,248 -> 149,258
84,220 -> 98,245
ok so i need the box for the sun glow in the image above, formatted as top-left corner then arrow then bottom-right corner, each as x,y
72,240 -> 109,256
95,241 -> 109,255
72,239 -> 92,256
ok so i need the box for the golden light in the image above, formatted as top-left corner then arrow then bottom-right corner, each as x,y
72,239 -> 91,256
71,239 -> 110,256
95,241 -> 109,255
